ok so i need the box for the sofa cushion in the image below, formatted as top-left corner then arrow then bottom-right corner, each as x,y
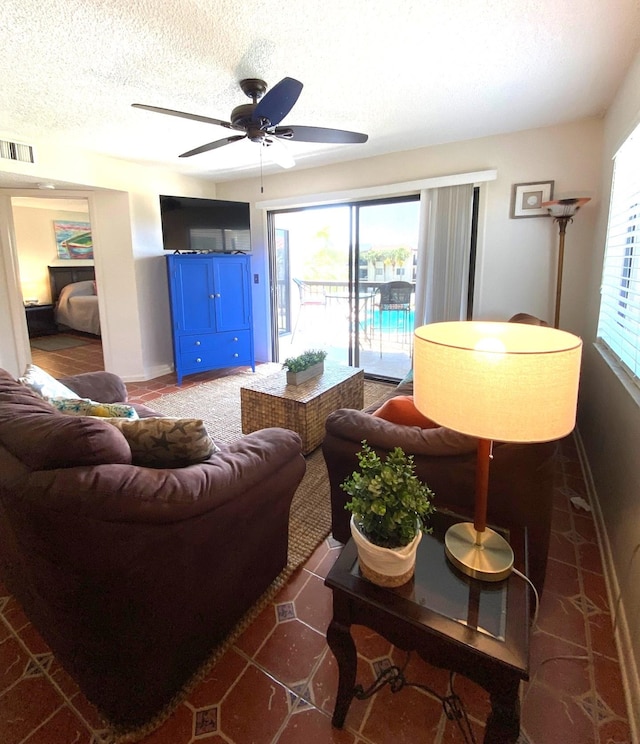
0,409 -> 132,470
48,397 -> 139,419
372,395 -> 438,429
106,417 -> 219,468
19,363 -> 77,400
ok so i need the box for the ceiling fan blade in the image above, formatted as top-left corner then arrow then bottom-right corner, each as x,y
179,135 -> 245,158
263,137 -> 295,169
274,125 -> 368,144
253,77 -> 303,127
132,103 -> 233,129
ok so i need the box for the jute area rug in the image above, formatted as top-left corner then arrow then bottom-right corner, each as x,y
110,365 -> 393,742
150,363 -> 394,570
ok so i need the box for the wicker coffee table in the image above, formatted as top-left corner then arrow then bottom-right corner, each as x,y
240,365 -> 364,455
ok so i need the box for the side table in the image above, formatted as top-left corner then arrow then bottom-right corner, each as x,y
325,510 -> 530,743
25,304 -> 57,337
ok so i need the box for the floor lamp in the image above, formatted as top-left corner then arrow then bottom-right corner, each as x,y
541,197 -> 591,328
413,321 -> 582,582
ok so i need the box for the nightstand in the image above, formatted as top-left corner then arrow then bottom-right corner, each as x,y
25,304 -> 57,338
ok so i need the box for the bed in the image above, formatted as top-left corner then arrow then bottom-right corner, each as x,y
48,265 -> 101,336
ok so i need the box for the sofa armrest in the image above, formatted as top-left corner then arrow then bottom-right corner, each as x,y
57,371 -> 129,403
325,408 -> 477,456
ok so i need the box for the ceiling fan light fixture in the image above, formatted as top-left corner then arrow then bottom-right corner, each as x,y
132,76 -> 369,167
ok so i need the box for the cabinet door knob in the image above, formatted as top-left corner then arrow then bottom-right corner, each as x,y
233,337 -> 238,342
209,294 -> 215,299
195,340 -> 201,346
196,357 -> 202,363
233,353 -> 239,358
215,293 -> 221,298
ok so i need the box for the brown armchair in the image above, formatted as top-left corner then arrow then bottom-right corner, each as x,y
323,369 -> 559,595
0,368 -> 306,727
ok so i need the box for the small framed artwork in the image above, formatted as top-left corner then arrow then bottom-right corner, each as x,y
510,181 -> 554,218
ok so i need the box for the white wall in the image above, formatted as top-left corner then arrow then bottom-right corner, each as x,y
0,145 -> 217,380
578,47 -> 640,738
217,118 -> 603,359
13,205 -> 90,304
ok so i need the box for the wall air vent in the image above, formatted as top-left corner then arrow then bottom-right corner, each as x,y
0,139 -> 35,164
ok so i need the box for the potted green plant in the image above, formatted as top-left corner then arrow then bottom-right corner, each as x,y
342,441 -> 435,587
282,349 -> 328,385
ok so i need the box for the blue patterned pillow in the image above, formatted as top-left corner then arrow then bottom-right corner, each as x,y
47,397 -> 139,419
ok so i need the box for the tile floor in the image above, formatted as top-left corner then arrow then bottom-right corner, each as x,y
0,337 -> 632,743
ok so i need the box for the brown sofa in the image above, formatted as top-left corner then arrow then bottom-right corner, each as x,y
323,371 -> 559,594
0,368 -> 306,728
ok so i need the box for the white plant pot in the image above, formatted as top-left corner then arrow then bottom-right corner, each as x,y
350,515 -> 422,587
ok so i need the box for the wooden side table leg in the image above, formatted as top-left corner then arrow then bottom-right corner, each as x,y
484,682 -> 521,743
326,617 -> 357,728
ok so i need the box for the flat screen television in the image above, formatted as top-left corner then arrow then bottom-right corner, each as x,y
159,195 -> 251,253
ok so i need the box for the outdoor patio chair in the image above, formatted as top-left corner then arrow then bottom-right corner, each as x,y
292,278 -> 327,341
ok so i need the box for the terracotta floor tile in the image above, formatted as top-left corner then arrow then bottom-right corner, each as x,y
552,506 -> 573,531
293,572 -> 335,635
220,663 -> 292,744
543,557 -> 580,595
276,705 -> 356,743
598,716 -> 634,744
134,702 -> 194,743
1,596 -> 30,632
588,609 -> 620,661
548,530 -> 579,566
274,566 -> 312,603
388,647 -> 452,700
254,618 -> 327,687
360,684 -> 444,744
22,704 -> 94,744
535,592 -> 588,648
0,675 -> 66,744
309,546 -> 342,579
17,622 -> 52,656
0,635 -> 32,692
188,648 -> 249,708
529,628 -> 591,695
577,541 -> 606,575
591,653 -> 629,720
521,680 -> 597,744
233,602 -> 279,658
303,539 -> 332,574
350,625 -> 394,661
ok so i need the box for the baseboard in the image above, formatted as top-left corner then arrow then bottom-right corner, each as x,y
119,363 -> 174,384
574,429 -> 639,742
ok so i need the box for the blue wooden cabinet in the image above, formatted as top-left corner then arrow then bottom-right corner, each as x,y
166,254 -> 255,384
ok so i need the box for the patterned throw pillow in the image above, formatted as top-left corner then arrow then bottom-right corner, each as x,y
47,397 -> 139,419
19,364 -> 77,400
106,417 -> 219,468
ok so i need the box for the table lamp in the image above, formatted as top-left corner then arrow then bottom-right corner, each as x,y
413,321 -> 582,582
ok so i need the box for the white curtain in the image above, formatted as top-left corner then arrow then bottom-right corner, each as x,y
414,183 -> 474,326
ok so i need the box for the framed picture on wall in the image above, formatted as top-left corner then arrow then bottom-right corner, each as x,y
510,181 -> 554,218
53,221 -> 94,259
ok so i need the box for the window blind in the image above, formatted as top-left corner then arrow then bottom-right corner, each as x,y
597,123 -> 640,382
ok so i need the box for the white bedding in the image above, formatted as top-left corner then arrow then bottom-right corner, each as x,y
55,280 -> 101,336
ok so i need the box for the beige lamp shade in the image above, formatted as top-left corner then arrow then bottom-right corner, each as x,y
413,321 -> 582,442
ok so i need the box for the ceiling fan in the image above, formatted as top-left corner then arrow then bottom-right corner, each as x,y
132,77 -> 368,167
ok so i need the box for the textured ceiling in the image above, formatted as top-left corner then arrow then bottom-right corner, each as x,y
1,0 -> 640,185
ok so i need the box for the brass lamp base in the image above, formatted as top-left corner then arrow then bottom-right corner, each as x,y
444,522 -> 514,582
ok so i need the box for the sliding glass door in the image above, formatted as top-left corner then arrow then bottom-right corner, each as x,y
269,196 -> 420,380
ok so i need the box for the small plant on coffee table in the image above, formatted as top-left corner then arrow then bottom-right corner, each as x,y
282,349 -> 328,373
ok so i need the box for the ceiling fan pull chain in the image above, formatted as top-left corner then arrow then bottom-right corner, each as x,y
260,145 -> 264,194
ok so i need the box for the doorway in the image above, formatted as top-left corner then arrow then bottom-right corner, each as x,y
11,195 -> 104,375
270,196 -> 420,381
